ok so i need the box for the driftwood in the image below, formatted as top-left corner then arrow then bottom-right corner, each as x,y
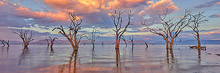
189,46 -> 206,50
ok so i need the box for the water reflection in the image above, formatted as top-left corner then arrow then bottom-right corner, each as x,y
59,50 -> 78,73
50,47 -> 54,56
1,45 -> 220,73
18,48 -> 29,65
115,49 -> 121,73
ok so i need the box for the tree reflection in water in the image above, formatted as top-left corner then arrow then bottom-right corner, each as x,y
18,47 -> 30,65
115,49 -> 121,73
59,50 -> 78,73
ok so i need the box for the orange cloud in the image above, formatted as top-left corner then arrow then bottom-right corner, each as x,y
43,0 -> 106,14
218,2 -> 220,5
201,31 -> 220,35
139,0 -> 178,15
15,6 -> 68,21
42,0 -> 148,14
0,1 -> 6,7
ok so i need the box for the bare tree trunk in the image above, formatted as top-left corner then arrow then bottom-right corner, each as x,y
115,49 -> 120,67
169,39 -> 174,59
23,42 -> 29,49
145,42 -> 148,48
92,42 -> 95,50
197,33 -> 201,56
74,33 -> 78,51
69,39 -> 76,51
102,42 -> 104,46
115,37 -> 120,49
50,42 -> 54,54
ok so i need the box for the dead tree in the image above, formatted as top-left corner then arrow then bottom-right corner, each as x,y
46,38 -> 50,47
110,10 -> 134,49
87,27 -> 99,50
1,40 -> 10,47
49,36 -> 57,53
129,35 -> 134,49
0,40 -> 5,46
53,12 -> 85,51
188,12 -> 208,55
5,40 -> 9,47
142,10 -> 192,58
13,30 -> 34,49
102,42 -> 104,46
145,42 -> 148,49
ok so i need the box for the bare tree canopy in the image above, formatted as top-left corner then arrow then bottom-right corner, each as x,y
188,12 -> 208,55
52,12 -> 86,51
142,10 -> 192,58
49,36 -> 58,54
45,38 -> 50,47
13,30 -> 34,49
87,27 -> 99,50
110,10 -> 134,49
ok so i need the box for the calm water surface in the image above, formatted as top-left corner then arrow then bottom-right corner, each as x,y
0,44 -> 220,73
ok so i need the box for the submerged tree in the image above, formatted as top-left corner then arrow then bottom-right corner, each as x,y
110,10 -> 134,49
142,10 -> 192,58
5,40 -> 9,47
49,36 -> 58,53
53,12 -> 85,51
45,38 -> 50,47
188,12 -> 208,55
145,42 -> 148,49
0,40 -> 5,46
0,40 -> 9,47
102,42 -> 104,46
13,30 -> 34,49
129,35 -> 134,49
87,27 -> 99,50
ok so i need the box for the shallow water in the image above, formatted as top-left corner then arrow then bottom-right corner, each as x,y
0,44 -> 220,73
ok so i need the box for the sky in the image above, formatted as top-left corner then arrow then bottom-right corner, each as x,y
0,0 -> 220,43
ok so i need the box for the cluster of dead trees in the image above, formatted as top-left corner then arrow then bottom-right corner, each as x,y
142,10 -> 207,58
10,9 -> 206,60
0,40 -> 10,47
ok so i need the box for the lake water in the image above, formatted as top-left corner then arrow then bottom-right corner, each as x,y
0,44 -> 220,73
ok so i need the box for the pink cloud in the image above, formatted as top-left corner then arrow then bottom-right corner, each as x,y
15,6 -> 68,22
201,31 -> 220,35
42,0 -> 148,15
209,14 -> 220,18
0,1 -> 5,7
218,2 -> 220,5
139,0 -> 179,15
42,0 -> 106,15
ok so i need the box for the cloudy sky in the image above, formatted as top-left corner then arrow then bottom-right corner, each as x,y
0,0 -> 220,43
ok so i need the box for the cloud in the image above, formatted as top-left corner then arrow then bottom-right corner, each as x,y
209,14 -> 220,18
108,0 -> 147,9
194,0 -> 219,8
138,0 -> 178,26
15,6 -> 68,22
42,0 -> 106,15
42,0 -> 148,14
0,0 -> 69,28
139,0 -> 178,16
218,2 -> 220,5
